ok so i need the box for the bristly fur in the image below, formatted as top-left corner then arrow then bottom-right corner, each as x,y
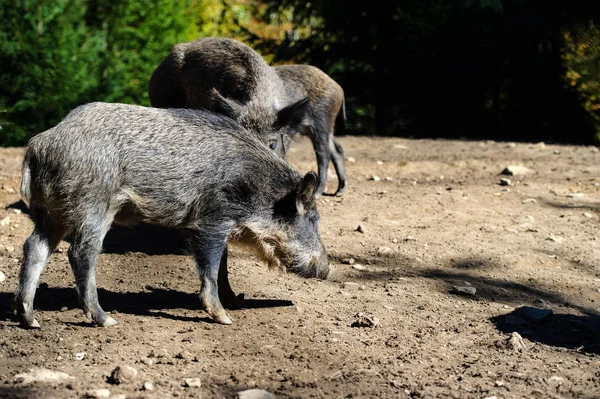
14,101 -> 330,328
274,64 -> 348,197
148,37 -> 307,158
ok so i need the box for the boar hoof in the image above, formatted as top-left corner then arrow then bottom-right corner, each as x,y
14,302 -> 40,329
99,316 -> 118,327
211,310 -> 233,325
20,318 -> 41,329
17,314 -> 40,329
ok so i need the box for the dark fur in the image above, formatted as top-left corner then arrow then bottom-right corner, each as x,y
14,102 -> 330,328
148,37 -> 307,157
275,64 -> 348,196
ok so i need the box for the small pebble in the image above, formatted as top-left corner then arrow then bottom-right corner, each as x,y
0,216 -> 10,226
369,175 -> 381,181
377,246 -> 393,255
142,381 -> 155,391
451,286 -> 477,296
341,258 -> 356,265
184,377 -> 201,388
584,212 -> 593,218
521,198 -> 536,204
501,165 -> 534,176
499,178 -> 511,186
84,389 -> 110,399
342,282 -> 360,289
566,193 -> 584,198
346,157 -> 356,162
236,389 -> 276,399
376,161 -> 384,165
0,271 -> 5,283
74,352 -> 86,361
351,313 -> 379,328
355,224 -> 366,234
109,365 -> 138,384
140,357 -> 154,366
175,351 -> 193,361
384,176 -> 394,181
352,264 -> 366,271
507,331 -> 528,352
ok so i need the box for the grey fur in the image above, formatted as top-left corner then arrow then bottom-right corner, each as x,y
274,64 -> 348,197
148,37 -> 308,157
13,102 -> 330,328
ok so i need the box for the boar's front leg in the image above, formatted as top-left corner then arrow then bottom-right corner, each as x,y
193,233 -> 233,325
218,248 -> 245,310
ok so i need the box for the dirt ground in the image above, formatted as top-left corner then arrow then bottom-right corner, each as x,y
0,135 -> 599,399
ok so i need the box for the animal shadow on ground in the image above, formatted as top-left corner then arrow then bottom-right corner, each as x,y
350,253 -> 600,354
7,200 -> 188,255
491,307 -> 600,355
0,386 -> 46,399
539,198 -> 600,212
0,286 -> 293,326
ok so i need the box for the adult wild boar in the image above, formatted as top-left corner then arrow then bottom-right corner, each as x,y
13,102 -> 330,328
274,64 -> 348,197
148,37 -> 307,157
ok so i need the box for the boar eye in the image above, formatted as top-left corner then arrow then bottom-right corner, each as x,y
269,141 -> 277,150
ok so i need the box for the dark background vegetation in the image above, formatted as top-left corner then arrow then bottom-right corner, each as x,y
1,0 -> 600,146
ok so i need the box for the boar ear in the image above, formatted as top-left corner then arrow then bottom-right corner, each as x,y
275,97 -> 309,130
210,87 -> 241,119
295,171 -> 318,216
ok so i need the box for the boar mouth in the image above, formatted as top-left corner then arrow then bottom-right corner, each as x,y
288,249 -> 331,280
229,223 -> 330,279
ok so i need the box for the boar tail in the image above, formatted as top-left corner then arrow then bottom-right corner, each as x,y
336,93 -> 346,134
20,152 -> 32,206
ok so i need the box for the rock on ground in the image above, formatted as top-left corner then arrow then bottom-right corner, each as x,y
108,365 -> 138,384
236,389 -> 277,399
13,368 -> 73,384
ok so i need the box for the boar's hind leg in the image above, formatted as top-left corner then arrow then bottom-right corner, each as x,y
330,137 -> 347,196
218,248 -> 245,310
13,207 -> 68,329
194,235 -> 233,325
68,212 -> 116,327
309,126 -> 331,197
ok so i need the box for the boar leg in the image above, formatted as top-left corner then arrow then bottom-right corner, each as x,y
13,207 -> 67,329
194,236 -> 232,325
68,213 -> 116,327
330,137 -> 347,196
217,248 -> 245,309
309,126 -> 331,197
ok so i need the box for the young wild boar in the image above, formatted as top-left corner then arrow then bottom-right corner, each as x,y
13,102 -> 330,328
274,64 -> 348,197
148,37 -> 307,157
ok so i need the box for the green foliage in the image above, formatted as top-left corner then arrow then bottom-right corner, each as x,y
2,0 -> 600,145
92,0 -> 199,105
0,0 -> 199,146
0,0 -> 103,145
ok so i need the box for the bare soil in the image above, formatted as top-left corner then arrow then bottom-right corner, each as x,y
0,136 -> 599,399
